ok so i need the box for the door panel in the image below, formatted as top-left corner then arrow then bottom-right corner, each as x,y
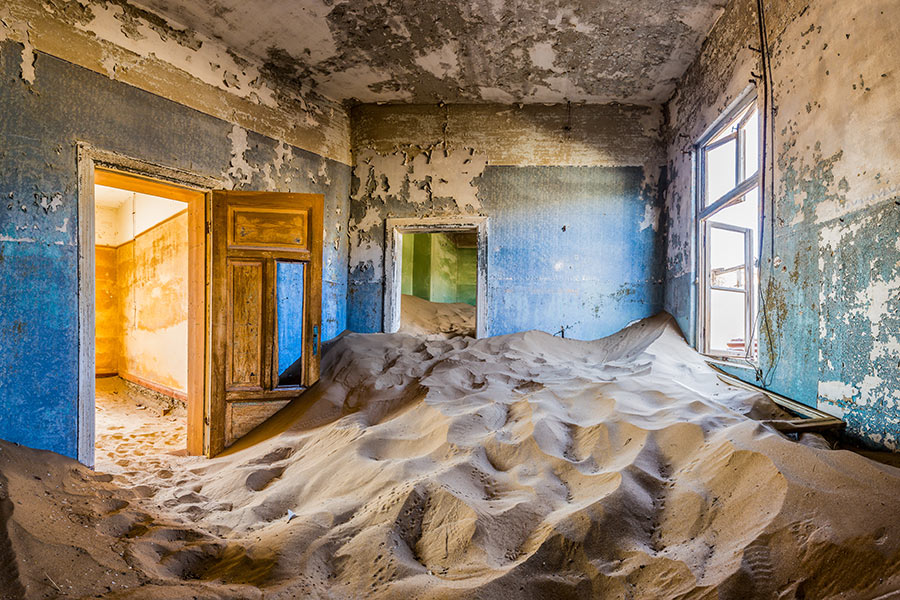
229,206 -> 310,251
227,259 -> 265,390
209,191 -> 323,456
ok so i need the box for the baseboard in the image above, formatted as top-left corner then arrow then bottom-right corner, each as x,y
119,371 -> 188,403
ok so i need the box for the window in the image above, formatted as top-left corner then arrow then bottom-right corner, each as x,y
697,96 -> 760,360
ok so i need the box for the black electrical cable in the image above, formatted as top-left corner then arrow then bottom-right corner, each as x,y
754,0 -> 779,386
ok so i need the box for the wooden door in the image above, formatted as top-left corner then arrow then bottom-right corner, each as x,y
208,191 -> 323,456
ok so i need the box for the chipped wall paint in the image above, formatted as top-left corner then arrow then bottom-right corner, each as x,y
663,0 -> 900,449
135,0 -> 727,105
0,44 -> 351,459
0,0 -> 350,164
348,104 -> 665,339
352,103 -> 664,168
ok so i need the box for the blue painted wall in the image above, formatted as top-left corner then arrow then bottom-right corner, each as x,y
348,164 -> 665,340
0,43 -> 350,458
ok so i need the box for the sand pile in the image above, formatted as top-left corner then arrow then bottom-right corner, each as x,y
2,313 -> 900,599
399,294 -> 476,338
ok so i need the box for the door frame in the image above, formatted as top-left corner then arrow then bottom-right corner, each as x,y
383,216 -> 489,338
76,144 -> 226,466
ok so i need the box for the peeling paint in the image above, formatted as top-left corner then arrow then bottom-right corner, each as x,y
138,0 -> 727,105
0,43 -> 351,459
4,0 -> 350,163
348,104 -> 665,339
663,0 -> 900,450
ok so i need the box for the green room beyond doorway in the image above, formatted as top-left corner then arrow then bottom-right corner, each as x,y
401,232 -> 477,306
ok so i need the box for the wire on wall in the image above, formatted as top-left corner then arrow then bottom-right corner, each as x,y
754,0 -> 779,387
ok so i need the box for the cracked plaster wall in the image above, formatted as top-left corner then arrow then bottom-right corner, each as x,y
348,103 -> 667,339
0,0 -> 351,163
663,0 -> 900,449
0,45 -> 351,458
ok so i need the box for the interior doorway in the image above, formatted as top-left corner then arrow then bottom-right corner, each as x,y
77,146 -> 325,466
383,216 -> 489,338
398,231 -> 478,337
91,169 -> 203,471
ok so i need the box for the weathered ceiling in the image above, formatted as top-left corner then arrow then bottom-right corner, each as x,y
138,0 -> 727,105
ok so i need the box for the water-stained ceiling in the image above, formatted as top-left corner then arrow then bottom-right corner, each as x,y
138,0 -> 727,105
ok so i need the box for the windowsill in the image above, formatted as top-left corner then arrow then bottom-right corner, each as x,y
702,354 -> 758,371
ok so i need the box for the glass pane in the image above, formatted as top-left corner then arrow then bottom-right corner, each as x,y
712,265 -> 745,289
709,187 -> 759,265
741,108 -> 759,178
709,226 -> 747,279
709,289 -> 746,354
705,138 -> 737,205
276,261 -> 305,386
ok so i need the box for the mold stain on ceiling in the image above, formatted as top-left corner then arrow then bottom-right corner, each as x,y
136,0 -> 728,105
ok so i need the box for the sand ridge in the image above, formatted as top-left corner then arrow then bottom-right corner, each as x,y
1,314 -> 900,598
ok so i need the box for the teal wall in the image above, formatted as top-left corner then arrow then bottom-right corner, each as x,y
401,233 -> 476,305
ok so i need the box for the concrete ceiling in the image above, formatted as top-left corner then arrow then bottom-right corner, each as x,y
138,0 -> 727,105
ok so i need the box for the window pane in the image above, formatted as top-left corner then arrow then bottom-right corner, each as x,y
276,261 -> 305,386
709,289 -> 746,354
709,226 -> 747,276
742,108 -> 759,178
705,138 -> 737,205
712,265 -> 745,289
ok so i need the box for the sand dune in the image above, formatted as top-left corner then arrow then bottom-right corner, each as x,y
2,314 -> 900,598
399,294 -> 476,338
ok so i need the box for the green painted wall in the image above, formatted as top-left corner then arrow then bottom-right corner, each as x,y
401,233 -> 476,305
411,233 -> 432,299
401,233 -> 414,295
429,233 -> 459,303
457,247 -> 477,306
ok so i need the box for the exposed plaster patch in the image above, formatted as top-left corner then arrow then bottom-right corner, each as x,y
817,380 -> 858,402
817,400 -> 845,419
0,7 -> 36,83
851,273 -> 900,340
414,41 -> 460,80
37,193 -> 63,213
226,125 -> 254,185
348,145 -> 489,290
639,203 -> 661,232
528,41 -> 558,71
75,1 -> 278,108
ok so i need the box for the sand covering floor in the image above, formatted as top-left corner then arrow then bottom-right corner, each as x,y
399,294 -> 476,338
2,314 -> 900,599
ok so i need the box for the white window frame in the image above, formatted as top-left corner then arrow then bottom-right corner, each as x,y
695,92 -> 761,363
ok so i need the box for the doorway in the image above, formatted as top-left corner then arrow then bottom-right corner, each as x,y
77,146 -> 325,466
87,167 -> 207,470
92,171 -> 194,471
383,216 -> 489,338
398,231 -> 478,337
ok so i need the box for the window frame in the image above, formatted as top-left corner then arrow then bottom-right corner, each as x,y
695,92 -> 761,363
